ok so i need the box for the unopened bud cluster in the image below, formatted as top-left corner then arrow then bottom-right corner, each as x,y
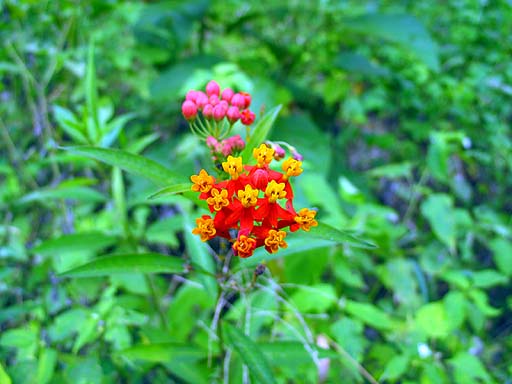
182,80 -> 256,140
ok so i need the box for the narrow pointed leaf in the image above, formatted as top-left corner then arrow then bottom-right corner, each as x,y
33,232 -> 117,255
309,222 -> 376,248
118,343 -> 206,363
224,324 -> 276,384
148,183 -> 192,200
60,253 -> 186,277
62,146 -> 186,186
241,105 -> 282,163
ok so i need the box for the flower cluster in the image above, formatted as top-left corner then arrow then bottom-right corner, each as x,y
190,144 -> 318,258
181,80 -> 256,140
206,134 -> 245,159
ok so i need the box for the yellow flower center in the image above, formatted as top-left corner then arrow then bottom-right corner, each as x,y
190,169 -> 215,193
237,184 -> 259,208
282,157 -> 303,180
265,180 -> 286,203
206,188 -> 230,211
191,216 -> 216,241
222,156 -> 243,180
294,208 -> 318,231
253,144 -> 274,167
233,235 -> 257,258
264,229 -> 287,253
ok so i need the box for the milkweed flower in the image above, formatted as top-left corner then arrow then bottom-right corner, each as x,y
189,145 -> 317,258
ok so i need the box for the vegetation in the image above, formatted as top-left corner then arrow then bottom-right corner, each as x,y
1,1 -> 511,383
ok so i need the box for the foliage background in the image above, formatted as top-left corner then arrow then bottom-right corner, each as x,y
1,0 -> 511,383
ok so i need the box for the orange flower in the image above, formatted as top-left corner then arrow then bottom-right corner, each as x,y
233,235 -> 257,258
294,208 -> 318,231
192,215 -> 216,241
190,169 -> 215,193
264,229 -> 288,253
207,188 -> 230,211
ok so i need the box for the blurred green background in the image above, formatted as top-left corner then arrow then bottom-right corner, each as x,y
1,0 -> 511,383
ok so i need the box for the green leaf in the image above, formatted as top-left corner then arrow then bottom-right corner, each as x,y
334,51 -> 390,77
380,355 -> 410,381
148,183 -> 192,200
86,39 -> 100,143
427,134 -> 449,182
62,146 -> 186,186
308,222 -> 377,248
19,186 -> 106,204
37,348 -> 57,384
344,300 -> 395,331
224,324 -> 276,384
415,302 -> 450,337
341,14 -> 439,71
241,105 -> 282,164
368,162 -> 413,178
448,352 -> 492,384
237,238 -> 333,269
53,105 -> 88,144
259,342 -> 316,366
291,284 -> 337,312
0,362 -> 11,384
489,238 -> 512,276
118,343 -> 206,363
443,291 -> 467,330
183,216 -> 218,299
59,253 -> 185,277
0,328 -> 37,348
421,194 -> 456,251
467,289 -> 501,317
33,232 -> 117,255
471,269 -> 509,288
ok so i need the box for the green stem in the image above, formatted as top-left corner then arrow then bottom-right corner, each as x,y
145,274 -> 169,330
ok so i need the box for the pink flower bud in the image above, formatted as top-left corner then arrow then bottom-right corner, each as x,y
230,93 -> 246,109
195,91 -> 208,109
240,109 -> 255,125
221,141 -> 233,156
273,144 -> 286,160
292,151 -> 304,161
206,80 -> 220,97
186,90 -> 198,102
181,100 -> 197,121
229,134 -> 245,151
219,100 -> 229,109
209,94 -> 220,106
226,106 -> 240,124
203,104 -> 214,119
221,88 -> 235,102
206,136 -> 219,150
213,104 -> 227,121
240,91 -> 252,108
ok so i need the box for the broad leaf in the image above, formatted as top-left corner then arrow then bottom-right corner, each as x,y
341,14 -> 439,71
344,300 -> 395,331
37,348 -> 57,384
0,362 -> 11,384
421,194 -> 456,251
224,324 -> 276,384
60,253 -> 185,277
241,105 -> 282,163
62,146 -> 186,186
